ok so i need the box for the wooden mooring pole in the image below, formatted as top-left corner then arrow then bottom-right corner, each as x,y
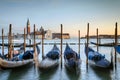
24,28 -> 26,53
78,30 -> 80,58
42,27 -> 44,60
12,33 -> 14,54
86,23 -> 89,68
115,22 -> 118,69
96,28 -> 99,52
61,24 -> 63,69
33,24 -> 38,67
8,24 -> 12,60
28,34 -> 31,45
34,24 -> 36,51
2,28 -> 4,56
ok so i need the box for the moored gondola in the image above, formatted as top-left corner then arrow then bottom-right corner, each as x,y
0,45 -> 40,69
64,43 -> 81,71
85,44 -> 111,68
38,44 -> 60,70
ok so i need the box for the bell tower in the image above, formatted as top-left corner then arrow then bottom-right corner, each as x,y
27,18 -> 30,34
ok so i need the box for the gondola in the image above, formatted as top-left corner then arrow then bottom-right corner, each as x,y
0,45 -> 40,69
90,42 -> 120,47
0,42 -> 41,47
38,44 -> 60,70
64,43 -> 81,71
85,44 -> 111,68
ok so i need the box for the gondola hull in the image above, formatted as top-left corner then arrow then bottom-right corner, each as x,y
0,45 -> 40,69
85,46 -> 111,68
38,44 -> 60,70
38,58 -> 59,70
64,43 -> 81,71
88,59 -> 110,68
64,59 -> 81,71
0,58 -> 33,69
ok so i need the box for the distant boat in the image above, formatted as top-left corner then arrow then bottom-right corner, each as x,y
0,45 -> 40,69
0,42 -> 41,47
90,42 -> 119,47
64,43 -> 81,71
38,44 -> 60,70
85,44 -> 111,68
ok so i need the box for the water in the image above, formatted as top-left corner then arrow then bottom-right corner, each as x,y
0,38 -> 120,80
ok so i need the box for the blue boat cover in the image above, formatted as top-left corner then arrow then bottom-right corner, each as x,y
85,46 -> 105,61
114,45 -> 120,54
64,43 -> 79,60
11,45 -> 40,61
22,50 -> 34,60
46,44 -> 60,60
64,43 -> 80,67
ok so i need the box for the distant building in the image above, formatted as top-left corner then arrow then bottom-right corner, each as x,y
30,26 -> 46,39
26,19 -> 30,34
83,34 -> 117,39
99,35 -> 114,38
45,29 -> 52,39
52,33 -> 70,39
15,33 -> 24,39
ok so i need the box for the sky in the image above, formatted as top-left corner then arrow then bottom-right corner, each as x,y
0,0 -> 120,37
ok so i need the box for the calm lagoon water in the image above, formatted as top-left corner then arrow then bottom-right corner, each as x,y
0,38 -> 120,80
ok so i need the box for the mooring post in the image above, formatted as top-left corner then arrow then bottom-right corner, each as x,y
42,26 -> 44,60
28,34 -> 31,45
96,28 -> 99,52
86,23 -> 89,69
24,28 -> 26,53
8,24 -> 12,60
33,24 -> 38,67
78,30 -> 80,58
12,33 -> 14,54
61,24 -> 63,69
115,22 -> 118,69
110,48 -> 113,69
10,24 -> 13,59
34,24 -> 36,51
8,28 -> 9,60
2,28 -> 4,56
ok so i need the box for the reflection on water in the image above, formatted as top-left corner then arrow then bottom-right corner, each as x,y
7,63 -> 34,80
65,67 -> 80,80
39,65 -> 59,80
1,39 -> 120,80
0,69 -> 11,80
90,66 -> 112,80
